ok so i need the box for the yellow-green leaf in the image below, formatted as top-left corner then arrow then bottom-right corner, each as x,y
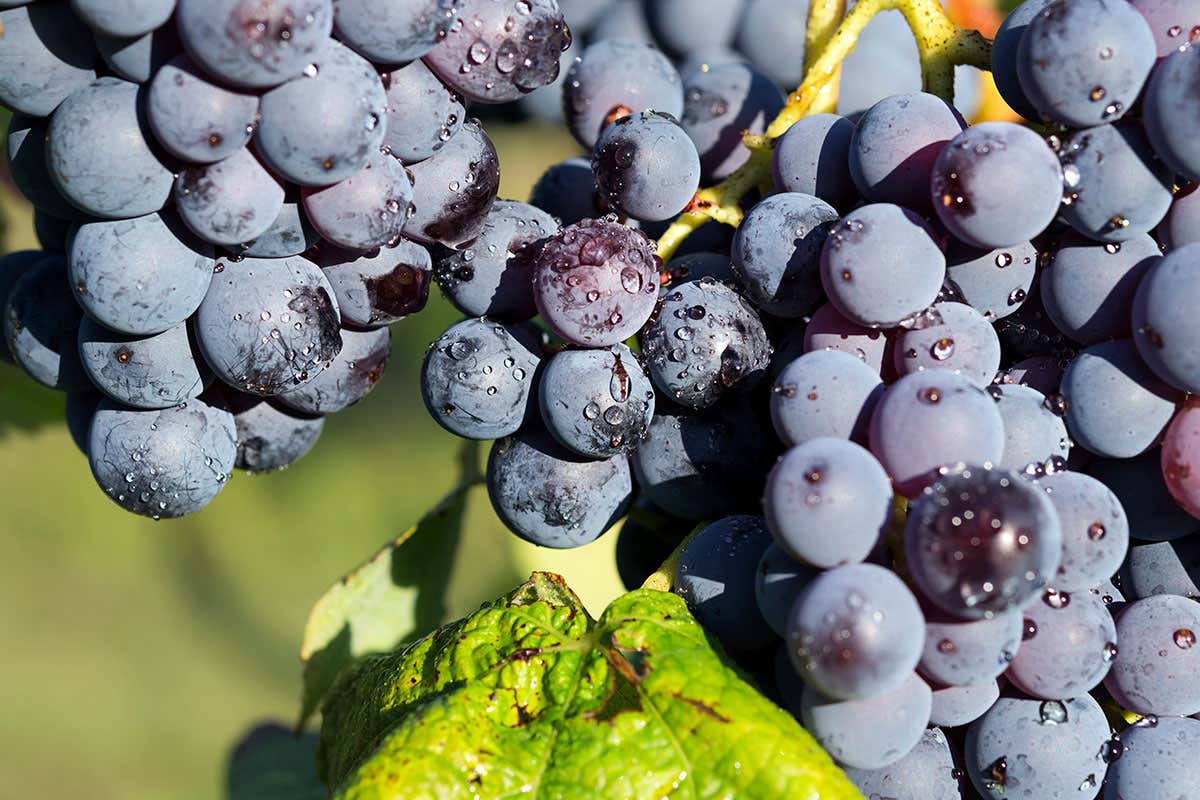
318,572 -> 864,800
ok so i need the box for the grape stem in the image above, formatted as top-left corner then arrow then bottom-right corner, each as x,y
655,0 -> 993,263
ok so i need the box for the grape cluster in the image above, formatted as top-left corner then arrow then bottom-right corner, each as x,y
0,0 -> 570,518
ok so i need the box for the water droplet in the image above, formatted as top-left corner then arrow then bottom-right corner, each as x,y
1038,700 -> 1068,725
931,338 -> 955,361
583,402 -> 600,420
1175,628 -> 1196,649
1103,641 -> 1119,662
1023,618 -> 1038,640
603,406 -> 625,426
1043,589 -> 1070,609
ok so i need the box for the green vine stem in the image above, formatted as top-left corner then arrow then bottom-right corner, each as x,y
655,0 -> 993,263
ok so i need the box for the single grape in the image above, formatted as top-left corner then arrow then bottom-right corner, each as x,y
674,514 -> 775,653
556,0 -> 613,36
194,255 -> 343,396
528,157 -> 605,227
919,606 -> 1024,686
1104,716 -> 1200,800
380,59 -> 466,165
931,122 -> 1063,249
945,240 -> 1037,322
227,393 -> 324,473
870,371 -> 1007,496
836,11 -> 921,118
1016,0 -> 1155,127
639,278 -> 771,409
0,2 -> 97,117
537,344 -> 654,459
645,0 -> 744,57
68,212 -> 215,335
732,192 -> 839,318
592,111 -> 701,222
3,257 -> 88,392
237,197 -> 322,258
1140,36 -> 1200,181
175,147 -> 286,247
1061,339 -> 1180,459
755,542 -> 819,637
787,563 -> 925,699
844,726 -> 961,799
1039,470 -> 1129,594
77,317 -> 210,410
420,318 -> 541,440
6,114 -> 84,220
176,0 -> 333,89
770,113 -> 858,211
422,0 -> 569,104
848,92 -> 965,211
1105,594 -> 1200,716
1121,539 -> 1200,600
1007,587 -> 1117,699
332,0 -> 458,65
1163,401 -> 1200,518
276,327 -> 388,415
301,149 -> 412,251
318,241 -> 431,329
770,349 -> 884,447
905,465 -> 1063,618
403,120 -> 500,249
990,0 -> 1055,121
0,251 -> 46,365
487,424 -> 633,549
820,203 -> 946,329
147,55 -> 260,165
680,62 -> 783,182
1129,0 -> 1200,56
94,23 -> 180,84
562,39 -> 684,149
736,0 -> 810,87
70,0 -> 173,37
894,301 -> 1002,387
993,383 -> 1071,473
587,0 -> 651,42
1041,233 -> 1161,345
964,694 -> 1111,800
765,439 -> 893,569
530,217 -> 659,347
929,680 -> 1000,728
631,396 -> 775,521
1060,122 -> 1174,243
514,25 -> 577,124
47,77 -> 174,220
803,302 -> 891,373
1089,450 -> 1199,543
1158,183 -> 1200,252
88,396 -> 237,519
800,673 -> 932,770
1133,243 -> 1200,394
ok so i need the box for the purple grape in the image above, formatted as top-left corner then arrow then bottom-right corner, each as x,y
765,440 -> 893,569
965,694 -> 1111,800
771,113 -> 858,211
770,349 -> 884,447
1105,715 -> 1200,800
800,673 -> 933,769
787,563 -> 925,699
1144,41 -> 1200,181
0,2 -> 97,117
931,122 -> 1063,249
332,0 -> 458,65
147,55 -> 259,165
6,113 -> 84,220
993,383 -> 1071,473
1121,539 -> 1200,600
530,217 -> 659,347
755,542 -> 819,637
905,466 -> 1063,618
674,514 -> 775,653
893,301 -> 1002,387
945,239 -> 1038,322
402,120 -> 500,249
318,241 -> 432,329
1158,183 -> 1200,252
380,58 -> 465,165
639,278 -> 771,409
848,92 -> 966,211
1041,232 -> 1161,345
1060,339 -> 1180,459
732,192 -> 839,318
929,680 -> 1000,728
422,0 -> 569,104
3,257 -> 88,392
919,606 -> 1024,686
1133,243 -> 1200,394
592,111 -> 701,222
990,0 -> 1055,121
77,317 -> 210,410
1039,470 -> 1129,594
870,371 -> 1006,497
820,203 -> 946,329
528,157 -> 606,227
275,327 -> 388,415
843,726 -> 961,799
1105,594 -> 1200,716
1007,587 -> 1117,699
803,302 -> 891,373
301,149 -> 413,251
228,394 -> 324,473
680,61 -> 783,182
175,147 -> 286,247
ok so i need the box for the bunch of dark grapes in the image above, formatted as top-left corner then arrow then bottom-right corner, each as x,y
0,0 -> 569,518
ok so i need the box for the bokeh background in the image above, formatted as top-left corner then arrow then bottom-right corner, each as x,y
0,119 -> 628,800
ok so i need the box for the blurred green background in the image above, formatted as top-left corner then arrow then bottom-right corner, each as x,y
0,122 -> 627,800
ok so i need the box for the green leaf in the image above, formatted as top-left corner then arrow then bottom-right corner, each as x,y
297,451 -> 478,727
226,723 -> 324,800
318,572 -> 864,800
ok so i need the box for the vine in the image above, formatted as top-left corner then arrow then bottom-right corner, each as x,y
656,0 -> 993,263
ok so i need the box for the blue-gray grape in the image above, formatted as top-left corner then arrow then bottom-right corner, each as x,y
94,23 -> 180,84
147,55 -> 259,165
301,149 -> 412,251
65,389 -> 102,456
592,111 -> 701,222
1133,243 -> 1200,394
1039,470 -> 1129,594
803,302 -> 891,374
1121,539 -> 1200,600
920,606 -> 1023,687
945,239 -> 1038,322
6,114 -> 83,220
228,393 -> 324,473
755,542 -> 819,637
770,349 -> 884,447
993,383 -> 1070,473
736,0 -> 810,88
402,120 -> 500,249
175,147 -> 286,247
1006,587 -> 1117,699
844,726 -> 962,799
680,61 -> 783,182
0,2 -> 97,117
1087,450 -> 1199,543
1104,594 -> 1200,716
800,673 -> 932,770
276,328 -> 389,415
770,113 -> 858,211
237,196 -> 322,258
1158,183 -> 1200,252
77,317 -> 210,410
645,0 -> 744,57
318,240 -> 432,329
990,0 -> 1055,121
1143,43 -> 1200,182
332,0 -> 458,65
381,58 -> 465,165
3,257 -> 88,392
528,157 -> 606,227
1104,716 -> 1200,800
70,0 -> 174,37
893,301 -> 1002,387
0,250 -> 45,364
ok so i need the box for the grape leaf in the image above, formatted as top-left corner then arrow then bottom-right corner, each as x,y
297,475 -> 474,727
318,572 -> 863,799
227,723 -> 324,800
